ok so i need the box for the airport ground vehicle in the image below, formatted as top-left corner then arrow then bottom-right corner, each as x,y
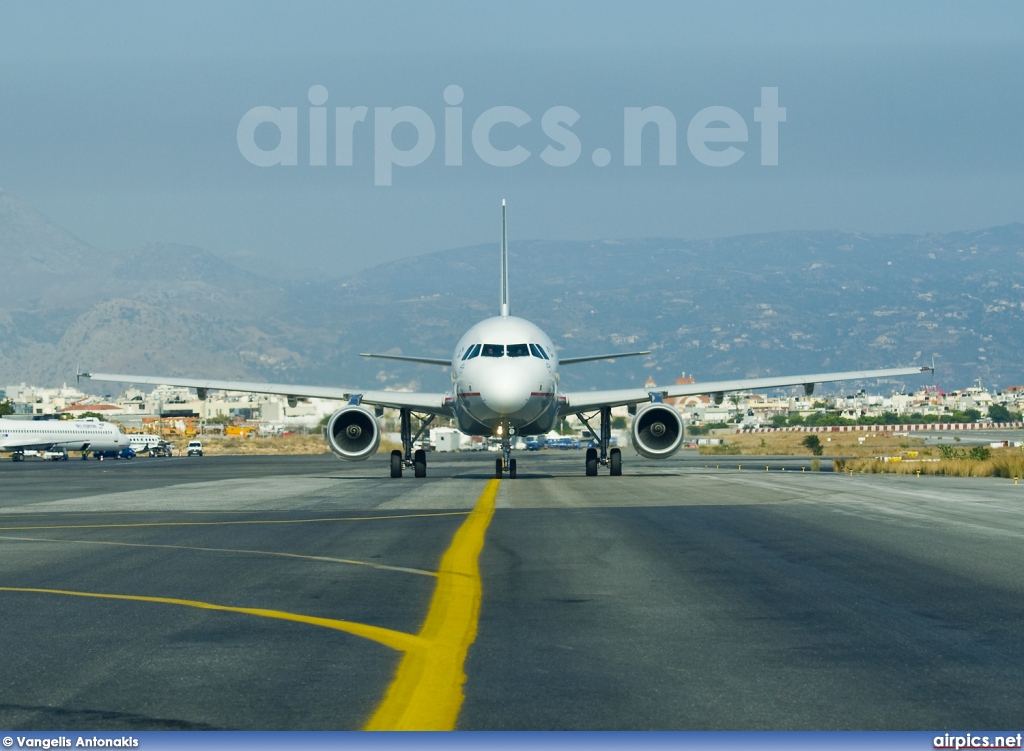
187,440 -> 203,457
548,436 -> 581,450
149,440 -> 173,457
42,448 -> 69,461
91,447 -> 136,460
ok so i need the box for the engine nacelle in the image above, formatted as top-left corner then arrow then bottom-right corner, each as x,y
630,402 -> 685,459
325,405 -> 380,461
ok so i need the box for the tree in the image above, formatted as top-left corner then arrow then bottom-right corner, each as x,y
0,399 -> 13,416
988,404 -> 1021,423
801,435 -> 823,456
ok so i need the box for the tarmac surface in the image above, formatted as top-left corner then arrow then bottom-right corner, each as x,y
1,449 -> 1023,730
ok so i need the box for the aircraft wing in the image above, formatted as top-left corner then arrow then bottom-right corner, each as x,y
81,372 -> 452,415
559,350 -> 651,365
360,353 -> 452,367
559,365 -> 931,414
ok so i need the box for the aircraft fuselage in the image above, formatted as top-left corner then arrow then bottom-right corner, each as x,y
450,315 -> 560,438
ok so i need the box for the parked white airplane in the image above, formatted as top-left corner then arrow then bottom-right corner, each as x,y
1,416 -> 129,461
83,202 -> 930,478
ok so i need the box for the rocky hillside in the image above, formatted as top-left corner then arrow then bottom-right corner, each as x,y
1,189 -> 1021,394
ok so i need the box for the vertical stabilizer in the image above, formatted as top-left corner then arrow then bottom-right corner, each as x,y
500,199 -> 510,317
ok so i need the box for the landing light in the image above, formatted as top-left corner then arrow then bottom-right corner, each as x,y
496,426 -> 503,436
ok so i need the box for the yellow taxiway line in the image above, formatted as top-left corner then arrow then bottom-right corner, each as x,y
0,585 -> 422,653
364,478 -> 498,730
0,479 -> 500,731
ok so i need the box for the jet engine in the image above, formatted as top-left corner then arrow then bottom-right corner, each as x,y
630,402 -> 685,459
325,405 -> 380,461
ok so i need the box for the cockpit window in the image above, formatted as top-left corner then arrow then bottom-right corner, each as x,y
462,343 -> 481,360
529,343 -> 549,360
481,343 -> 504,357
506,343 -> 530,357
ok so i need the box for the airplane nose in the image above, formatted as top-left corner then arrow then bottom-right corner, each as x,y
480,373 -> 531,415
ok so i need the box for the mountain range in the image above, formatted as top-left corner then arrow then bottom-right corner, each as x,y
1,189 -> 1022,396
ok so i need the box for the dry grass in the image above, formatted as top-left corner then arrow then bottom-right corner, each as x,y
165,434 -> 409,456
696,431 -> 927,457
167,434 -> 330,456
835,450 -> 1024,478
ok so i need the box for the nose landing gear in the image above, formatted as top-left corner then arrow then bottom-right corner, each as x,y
494,427 -> 518,479
495,455 -> 518,479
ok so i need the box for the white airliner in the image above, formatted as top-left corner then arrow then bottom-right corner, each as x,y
1,416 -> 129,461
83,202 -> 930,478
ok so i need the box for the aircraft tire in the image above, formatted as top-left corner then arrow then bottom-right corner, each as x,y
610,448 -> 622,476
509,458 -> 517,479
585,448 -> 598,476
414,449 -> 427,478
390,450 -> 403,478
495,457 -> 503,479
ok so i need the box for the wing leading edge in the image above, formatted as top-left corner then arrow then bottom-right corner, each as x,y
560,365 -> 932,414
560,350 -> 651,365
81,372 -> 451,415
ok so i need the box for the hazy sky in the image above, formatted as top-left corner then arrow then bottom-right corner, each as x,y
1,1 -> 1022,278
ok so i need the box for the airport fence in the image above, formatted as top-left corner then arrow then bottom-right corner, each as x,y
738,422 -> 1024,434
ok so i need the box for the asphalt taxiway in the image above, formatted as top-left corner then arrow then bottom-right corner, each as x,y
1,451 -> 1023,729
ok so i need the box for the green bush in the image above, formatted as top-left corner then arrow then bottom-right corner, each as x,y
968,446 -> 991,461
938,444 -> 992,461
801,435 -> 824,456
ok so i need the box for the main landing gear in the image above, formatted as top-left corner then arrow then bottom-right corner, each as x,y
389,408 -> 434,479
576,407 -> 622,477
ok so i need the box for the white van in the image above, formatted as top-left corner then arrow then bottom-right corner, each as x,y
187,440 -> 204,457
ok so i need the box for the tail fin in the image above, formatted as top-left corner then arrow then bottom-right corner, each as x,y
500,199 -> 509,317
